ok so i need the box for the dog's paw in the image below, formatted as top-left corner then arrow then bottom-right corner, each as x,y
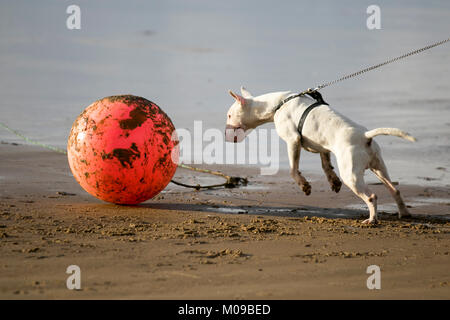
398,209 -> 411,219
362,218 -> 378,225
331,178 -> 342,193
302,183 -> 311,196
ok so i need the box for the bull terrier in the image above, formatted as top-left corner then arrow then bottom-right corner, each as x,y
225,86 -> 416,224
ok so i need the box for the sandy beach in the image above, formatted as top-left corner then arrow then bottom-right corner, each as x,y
0,142 -> 449,299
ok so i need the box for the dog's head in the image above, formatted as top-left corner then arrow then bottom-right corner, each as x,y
225,86 -> 254,143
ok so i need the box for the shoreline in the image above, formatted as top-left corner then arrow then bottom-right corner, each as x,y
0,142 -> 449,299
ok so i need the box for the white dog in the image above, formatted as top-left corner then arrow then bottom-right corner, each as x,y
225,86 -> 416,224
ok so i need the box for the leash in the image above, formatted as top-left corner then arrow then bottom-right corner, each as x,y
274,37 -> 450,112
314,37 -> 450,92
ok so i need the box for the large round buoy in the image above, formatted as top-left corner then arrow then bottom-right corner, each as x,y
67,95 -> 178,204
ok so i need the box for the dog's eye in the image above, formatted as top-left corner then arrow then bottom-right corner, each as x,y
228,115 -> 231,119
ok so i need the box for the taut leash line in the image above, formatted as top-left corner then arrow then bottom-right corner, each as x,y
273,37 -> 450,112
313,37 -> 450,92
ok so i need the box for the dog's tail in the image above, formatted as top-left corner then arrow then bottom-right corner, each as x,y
365,128 -> 417,142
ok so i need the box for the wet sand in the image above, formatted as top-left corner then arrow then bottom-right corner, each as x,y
0,142 -> 449,299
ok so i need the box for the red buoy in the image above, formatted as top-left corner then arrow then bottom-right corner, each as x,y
67,95 -> 178,204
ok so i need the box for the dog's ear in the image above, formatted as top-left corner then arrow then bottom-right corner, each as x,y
240,86 -> 253,98
229,90 -> 247,106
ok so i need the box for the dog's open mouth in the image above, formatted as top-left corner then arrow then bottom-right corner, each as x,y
225,125 -> 250,143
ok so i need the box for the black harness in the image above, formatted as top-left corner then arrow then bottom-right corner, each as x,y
273,90 -> 328,143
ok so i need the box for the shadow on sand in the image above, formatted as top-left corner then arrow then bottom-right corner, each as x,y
135,202 -> 449,225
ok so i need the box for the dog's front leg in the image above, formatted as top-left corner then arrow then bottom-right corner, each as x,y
287,137 -> 311,195
320,152 -> 342,193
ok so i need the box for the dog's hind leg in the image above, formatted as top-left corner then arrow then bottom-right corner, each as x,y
337,149 -> 378,224
287,137 -> 311,195
320,152 -> 342,193
344,173 -> 378,224
370,155 -> 411,219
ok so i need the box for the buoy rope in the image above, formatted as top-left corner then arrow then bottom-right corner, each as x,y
0,122 -> 68,154
0,121 -> 247,190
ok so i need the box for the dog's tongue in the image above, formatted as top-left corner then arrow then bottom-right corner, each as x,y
225,126 -> 247,143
